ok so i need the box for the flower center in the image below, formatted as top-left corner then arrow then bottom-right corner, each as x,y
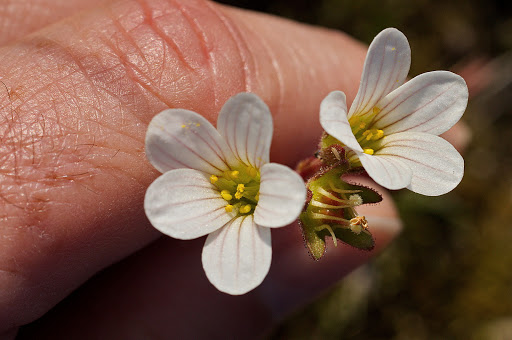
349,108 -> 385,155
210,164 -> 260,215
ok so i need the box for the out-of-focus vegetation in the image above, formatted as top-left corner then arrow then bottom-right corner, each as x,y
217,0 -> 512,338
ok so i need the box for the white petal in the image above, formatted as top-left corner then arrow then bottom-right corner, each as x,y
217,93 -> 273,169
145,109 -> 234,174
377,132 -> 464,196
358,152 -> 413,190
319,91 -> 363,152
202,216 -> 272,295
254,163 -> 306,228
371,71 -> 468,135
144,169 -> 232,240
348,28 -> 411,119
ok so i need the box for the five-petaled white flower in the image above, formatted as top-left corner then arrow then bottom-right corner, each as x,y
320,28 -> 468,196
144,93 -> 306,295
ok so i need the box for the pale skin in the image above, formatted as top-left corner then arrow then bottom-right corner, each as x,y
0,0 -> 466,338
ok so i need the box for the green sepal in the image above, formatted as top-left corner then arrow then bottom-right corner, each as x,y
320,132 -> 342,150
339,181 -> 382,205
300,210 -> 328,260
332,227 -> 375,251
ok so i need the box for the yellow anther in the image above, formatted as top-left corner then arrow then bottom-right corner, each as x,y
373,107 -> 381,114
373,129 -> 384,140
247,166 -> 258,177
230,170 -> 239,179
210,175 -> 218,184
365,132 -> 374,141
225,204 -> 234,213
234,184 -> 245,199
181,124 -> 186,128
221,190 -> 233,201
363,148 -> 374,155
362,130 -> 371,137
359,122 -> 366,129
195,123 -> 200,126
239,204 -> 252,214
255,192 -> 260,201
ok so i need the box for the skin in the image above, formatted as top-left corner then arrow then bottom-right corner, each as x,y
0,0 -> 464,338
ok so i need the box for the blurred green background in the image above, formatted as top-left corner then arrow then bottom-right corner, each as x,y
217,0 -> 512,339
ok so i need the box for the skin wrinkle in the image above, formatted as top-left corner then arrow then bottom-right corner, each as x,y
237,17 -> 284,116
133,0 -> 194,73
167,0 -> 218,107
204,0 -> 251,93
101,6 -> 175,108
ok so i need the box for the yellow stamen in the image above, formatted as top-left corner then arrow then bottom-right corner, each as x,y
225,204 -> 234,213
373,129 -> 384,140
255,192 -> 259,201
210,175 -> 218,184
315,224 -> 338,247
311,212 -> 352,223
310,199 -> 352,209
221,190 -> 233,201
317,187 -> 349,203
234,183 -> 245,199
365,132 -> 374,141
239,204 -> 252,214
230,170 -> 239,179
363,148 -> 374,155
248,166 -> 258,177
351,119 -> 366,134
328,182 -> 362,194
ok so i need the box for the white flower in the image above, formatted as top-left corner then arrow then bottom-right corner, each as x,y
320,28 -> 468,196
144,93 -> 306,295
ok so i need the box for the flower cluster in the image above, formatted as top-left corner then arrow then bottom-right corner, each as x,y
143,28 -> 468,294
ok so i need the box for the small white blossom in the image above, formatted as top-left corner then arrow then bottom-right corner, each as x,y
320,28 -> 468,196
144,93 -> 306,295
